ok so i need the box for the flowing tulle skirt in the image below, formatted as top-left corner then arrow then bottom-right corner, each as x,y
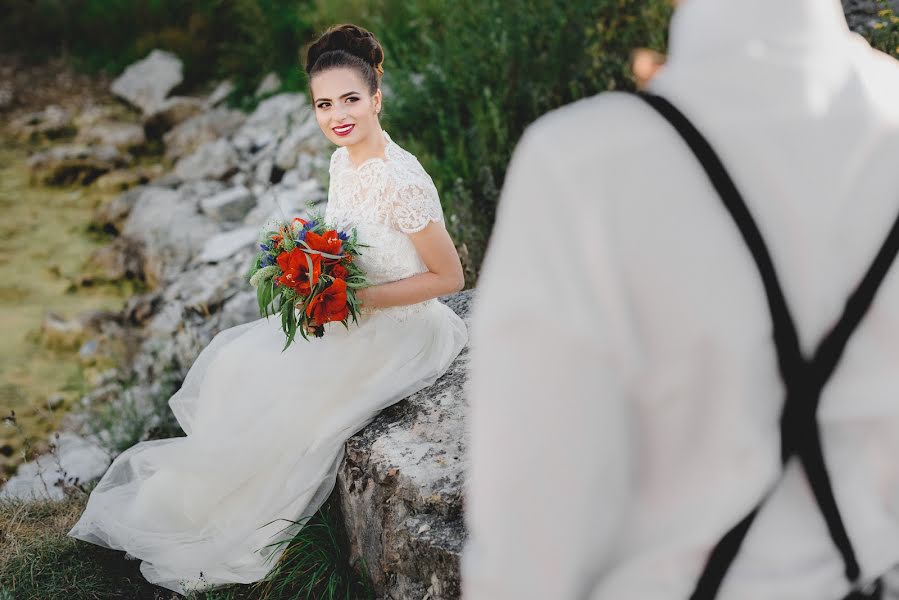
68,299 -> 467,594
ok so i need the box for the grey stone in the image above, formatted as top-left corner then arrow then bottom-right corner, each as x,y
174,138 -> 240,182
205,80 -> 235,108
197,226 -> 258,263
121,187 -> 221,286
254,72 -> 282,98
27,143 -> 132,185
143,96 -> 205,138
75,120 -> 146,150
7,104 -> 76,141
199,185 -> 255,222
337,290 -> 473,600
111,49 -> 183,115
232,93 -> 307,152
242,179 -> 325,227
163,107 -> 247,162
0,433 -> 111,501
274,115 -> 323,171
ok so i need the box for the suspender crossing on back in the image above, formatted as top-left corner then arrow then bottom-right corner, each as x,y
634,91 -> 899,600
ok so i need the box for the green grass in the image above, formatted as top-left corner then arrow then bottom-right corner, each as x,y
0,489 -> 372,600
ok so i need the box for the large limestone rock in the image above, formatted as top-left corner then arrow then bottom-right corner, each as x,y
121,186 -> 221,286
111,49 -> 183,115
0,433 -> 111,501
199,185 -> 256,222
143,96 -> 205,139
7,105 -> 75,141
174,138 -> 240,182
163,107 -> 246,162
232,93 -> 308,153
27,143 -> 132,185
337,291 -> 473,600
75,120 -> 146,151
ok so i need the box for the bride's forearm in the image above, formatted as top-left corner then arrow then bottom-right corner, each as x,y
358,271 -> 462,309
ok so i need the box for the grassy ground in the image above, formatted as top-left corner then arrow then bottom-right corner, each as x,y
0,489 -> 373,600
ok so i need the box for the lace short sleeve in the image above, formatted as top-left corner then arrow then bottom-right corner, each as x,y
392,181 -> 444,234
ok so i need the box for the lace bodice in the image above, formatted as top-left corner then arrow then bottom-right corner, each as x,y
325,131 -> 445,319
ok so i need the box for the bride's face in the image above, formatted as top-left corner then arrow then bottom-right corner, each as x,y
311,67 -> 382,148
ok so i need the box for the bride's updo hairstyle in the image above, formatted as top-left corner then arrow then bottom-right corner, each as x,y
305,24 -> 384,95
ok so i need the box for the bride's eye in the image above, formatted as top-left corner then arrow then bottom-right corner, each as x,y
346,97 -> 359,103
317,102 -> 331,109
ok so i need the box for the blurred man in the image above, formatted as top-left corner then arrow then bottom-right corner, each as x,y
463,1 -> 899,598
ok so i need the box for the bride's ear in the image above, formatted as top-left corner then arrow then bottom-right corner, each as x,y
373,88 -> 382,115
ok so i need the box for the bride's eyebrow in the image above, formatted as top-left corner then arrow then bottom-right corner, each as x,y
314,91 -> 360,103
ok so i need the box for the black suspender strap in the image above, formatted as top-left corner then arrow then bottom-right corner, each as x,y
633,91 -> 899,599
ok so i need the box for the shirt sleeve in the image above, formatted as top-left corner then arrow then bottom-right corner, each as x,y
390,178 -> 445,234
461,119 -> 638,600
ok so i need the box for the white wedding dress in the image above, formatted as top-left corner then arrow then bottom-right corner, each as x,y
68,130 -> 468,594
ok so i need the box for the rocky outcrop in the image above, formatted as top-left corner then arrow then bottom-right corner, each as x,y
27,143 -> 133,185
338,291 -> 472,600
110,49 -> 183,115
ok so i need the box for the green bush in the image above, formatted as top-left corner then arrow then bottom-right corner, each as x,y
309,0 -> 673,283
0,0 -> 315,99
866,0 -> 899,58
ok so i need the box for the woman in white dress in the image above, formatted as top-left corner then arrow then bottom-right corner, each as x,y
68,23 -> 468,594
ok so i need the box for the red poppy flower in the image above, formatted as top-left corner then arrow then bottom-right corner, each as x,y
305,278 -> 349,324
305,230 -> 343,263
330,263 -> 349,280
274,247 -> 321,295
293,217 -> 307,226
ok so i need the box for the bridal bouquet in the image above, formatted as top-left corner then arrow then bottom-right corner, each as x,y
247,215 -> 368,348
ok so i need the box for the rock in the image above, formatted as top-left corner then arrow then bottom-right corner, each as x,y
7,105 -> 76,141
254,72 -> 282,98
111,49 -> 183,115
205,79 -> 235,108
73,104 -> 118,130
93,164 -> 164,193
337,290 -> 473,600
296,151 -> 330,181
232,93 -> 307,153
41,312 -> 88,351
163,255 -> 250,316
81,238 -> 144,283
0,81 -> 14,111
143,96 -> 205,139
163,107 -> 247,162
122,187 -> 221,286
254,156 -> 274,184
197,226 -> 258,263
274,115 -> 323,171
93,186 -> 146,233
0,433 -> 111,501
173,138 -> 240,181
199,185 -> 256,222
75,120 -> 146,150
242,178 -> 325,227
47,394 -> 66,411
217,289 -> 260,329
27,143 -> 132,185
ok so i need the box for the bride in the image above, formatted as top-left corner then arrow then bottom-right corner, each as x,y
68,23 -> 468,594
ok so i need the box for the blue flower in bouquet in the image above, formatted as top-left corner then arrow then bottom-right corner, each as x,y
338,231 -> 349,241
259,243 -> 271,252
296,230 -> 307,242
305,220 -> 318,230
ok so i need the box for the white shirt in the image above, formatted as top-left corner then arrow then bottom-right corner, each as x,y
462,1 -> 899,598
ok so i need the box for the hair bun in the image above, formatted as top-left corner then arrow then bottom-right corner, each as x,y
306,24 -> 384,78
